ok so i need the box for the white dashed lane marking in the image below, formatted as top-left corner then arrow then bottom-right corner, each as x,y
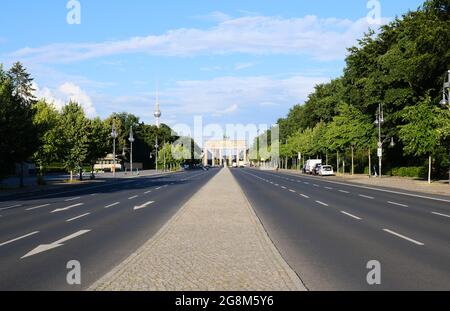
341,211 -> 362,220
0,231 -> 39,247
359,194 -> 374,200
64,197 -> 81,202
0,204 -> 22,211
339,190 -> 350,194
26,204 -> 50,211
128,195 -> 139,200
66,213 -> 91,222
316,201 -> 329,207
105,202 -> 120,208
383,229 -> 424,246
51,203 -> 84,213
432,212 -> 450,218
387,201 -> 408,208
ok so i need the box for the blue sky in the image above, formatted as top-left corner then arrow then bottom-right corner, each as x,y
0,0 -> 424,136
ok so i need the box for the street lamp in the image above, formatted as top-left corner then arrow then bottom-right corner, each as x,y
438,70 -> 450,185
111,120 -> 118,177
129,126 -> 135,175
374,104 -> 395,178
155,136 -> 159,173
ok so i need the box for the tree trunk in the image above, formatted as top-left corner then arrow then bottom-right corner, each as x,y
70,171 -> 73,182
20,162 -> 24,188
351,146 -> 354,176
336,151 -> 339,175
428,155 -> 432,184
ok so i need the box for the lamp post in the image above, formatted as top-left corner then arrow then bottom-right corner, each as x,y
375,104 -> 395,178
111,120 -> 118,177
439,70 -> 450,185
155,136 -> 159,173
129,126 -> 135,175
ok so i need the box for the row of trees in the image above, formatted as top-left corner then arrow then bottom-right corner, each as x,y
0,62 -> 200,186
254,0 -> 450,182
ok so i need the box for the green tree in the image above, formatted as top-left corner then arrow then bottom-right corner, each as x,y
60,102 -> 89,181
398,95 -> 449,183
33,100 -> 63,178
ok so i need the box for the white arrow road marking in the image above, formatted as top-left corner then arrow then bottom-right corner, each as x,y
26,204 -> 51,211
66,213 -> 90,222
105,202 -> 120,208
21,230 -> 91,259
0,204 -> 22,211
51,203 -> 84,213
134,201 -> 155,211
0,231 -> 39,247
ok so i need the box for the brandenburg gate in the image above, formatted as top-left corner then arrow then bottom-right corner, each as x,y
203,138 -> 248,167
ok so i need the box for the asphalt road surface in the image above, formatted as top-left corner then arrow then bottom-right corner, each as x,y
231,168 -> 450,290
0,168 -> 218,290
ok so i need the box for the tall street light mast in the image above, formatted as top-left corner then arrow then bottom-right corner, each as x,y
111,120 -> 118,177
129,126 -> 135,175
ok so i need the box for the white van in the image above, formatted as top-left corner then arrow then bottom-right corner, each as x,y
304,159 -> 322,175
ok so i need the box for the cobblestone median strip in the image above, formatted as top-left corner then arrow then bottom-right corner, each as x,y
90,168 -> 306,291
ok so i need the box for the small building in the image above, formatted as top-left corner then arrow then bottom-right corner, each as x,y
94,153 -> 122,172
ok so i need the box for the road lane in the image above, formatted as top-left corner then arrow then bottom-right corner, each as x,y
0,168 -> 217,290
231,168 -> 450,290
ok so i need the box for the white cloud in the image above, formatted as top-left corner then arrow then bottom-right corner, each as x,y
8,15 -> 388,64
34,82 -> 97,118
234,62 -> 256,71
161,75 -> 329,118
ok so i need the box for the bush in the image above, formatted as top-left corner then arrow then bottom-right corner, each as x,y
389,167 -> 427,178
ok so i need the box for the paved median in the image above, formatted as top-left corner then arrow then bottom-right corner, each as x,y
91,167 -> 305,291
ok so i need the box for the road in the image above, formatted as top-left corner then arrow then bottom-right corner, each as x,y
231,168 -> 450,290
0,168 -> 218,290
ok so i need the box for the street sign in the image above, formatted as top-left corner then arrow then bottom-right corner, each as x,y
377,148 -> 382,157
377,142 -> 382,148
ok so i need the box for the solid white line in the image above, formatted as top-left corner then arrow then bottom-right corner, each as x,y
388,201 -> 408,207
341,211 -> 362,220
26,204 -> 50,211
316,201 -> 329,207
66,213 -> 90,222
383,229 -> 424,246
432,212 -> 450,218
339,190 -> 350,194
0,231 -> 39,247
65,197 -> 81,202
105,202 -> 120,208
0,204 -> 22,211
359,194 -> 374,200
128,195 -> 138,200
51,203 -> 84,213
300,194 -> 310,199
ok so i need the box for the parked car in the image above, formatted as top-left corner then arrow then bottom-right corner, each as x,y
318,165 -> 335,176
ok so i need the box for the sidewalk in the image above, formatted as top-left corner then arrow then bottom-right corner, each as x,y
282,169 -> 450,197
91,167 -> 305,291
